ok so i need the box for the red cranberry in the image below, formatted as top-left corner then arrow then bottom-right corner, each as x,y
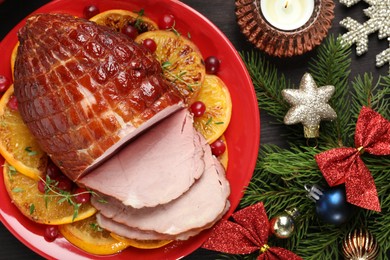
0,75 -> 10,92
210,139 -> 226,157
158,14 -> 175,29
73,187 -> 91,204
46,162 -> 61,179
142,38 -> 157,53
38,179 -> 46,193
56,176 -> 73,192
44,225 -> 59,242
83,5 -> 100,19
7,95 -> 18,111
205,56 -> 221,74
190,101 -> 206,117
121,24 -> 139,39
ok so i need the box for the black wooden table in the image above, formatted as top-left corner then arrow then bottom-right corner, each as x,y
0,0 -> 386,259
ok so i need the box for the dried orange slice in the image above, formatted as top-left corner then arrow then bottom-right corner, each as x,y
11,42 -> 19,79
3,161 -> 96,225
135,30 -> 205,103
110,232 -> 172,249
193,75 -> 232,144
59,215 -> 129,255
0,85 -> 47,180
90,9 -> 158,33
217,135 -> 228,170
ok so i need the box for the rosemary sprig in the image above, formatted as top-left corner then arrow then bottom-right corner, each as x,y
161,61 -> 199,91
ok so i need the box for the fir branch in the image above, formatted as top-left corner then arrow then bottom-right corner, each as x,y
308,35 -> 352,147
240,51 -> 291,121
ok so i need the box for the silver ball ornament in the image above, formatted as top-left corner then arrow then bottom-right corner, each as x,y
269,208 -> 299,239
342,228 -> 379,260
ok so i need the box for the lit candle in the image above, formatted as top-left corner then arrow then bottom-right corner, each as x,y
260,0 -> 315,31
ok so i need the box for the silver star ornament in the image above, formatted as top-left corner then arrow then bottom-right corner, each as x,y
282,73 -> 337,138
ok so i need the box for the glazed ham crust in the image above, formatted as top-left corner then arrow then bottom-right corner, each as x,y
14,13 -> 183,180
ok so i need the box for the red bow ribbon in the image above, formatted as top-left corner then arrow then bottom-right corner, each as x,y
202,202 -> 302,260
315,106 -> 390,212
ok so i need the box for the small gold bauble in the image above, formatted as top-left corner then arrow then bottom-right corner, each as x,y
269,208 -> 299,239
342,228 -> 379,260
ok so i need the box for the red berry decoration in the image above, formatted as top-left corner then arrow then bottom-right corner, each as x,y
73,187 -> 91,204
210,139 -> 226,157
205,56 -> 221,74
190,101 -> 206,117
159,14 -> 175,29
44,225 -> 59,242
7,95 -> 18,111
142,38 -> 157,53
121,24 -> 139,39
0,75 -> 10,92
83,5 -> 99,19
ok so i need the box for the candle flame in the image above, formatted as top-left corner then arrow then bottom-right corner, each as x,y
284,0 -> 288,8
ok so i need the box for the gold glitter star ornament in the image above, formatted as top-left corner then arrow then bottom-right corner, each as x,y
282,73 -> 337,138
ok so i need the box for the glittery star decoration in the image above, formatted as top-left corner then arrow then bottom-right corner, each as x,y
282,73 -> 337,138
340,0 -> 390,74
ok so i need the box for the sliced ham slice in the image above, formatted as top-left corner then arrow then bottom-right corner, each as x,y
79,109 -> 206,208
92,147 -> 230,239
95,201 -> 230,241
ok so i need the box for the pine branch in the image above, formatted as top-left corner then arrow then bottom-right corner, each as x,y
308,35 -> 352,147
240,51 -> 291,121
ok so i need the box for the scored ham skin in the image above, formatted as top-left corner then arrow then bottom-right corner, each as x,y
13,13 -> 183,181
78,109 -> 206,208
92,146 -> 231,240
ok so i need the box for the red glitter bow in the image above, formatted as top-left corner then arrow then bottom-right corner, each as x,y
202,202 -> 302,260
315,106 -> 390,212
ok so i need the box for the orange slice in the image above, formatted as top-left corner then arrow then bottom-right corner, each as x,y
3,162 -> 96,225
59,215 -> 129,255
90,9 -> 158,33
0,85 -> 47,180
110,232 -> 172,249
193,75 -> 232,144
135,30 -> 205,103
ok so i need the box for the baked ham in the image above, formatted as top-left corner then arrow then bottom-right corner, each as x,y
78,109 -> 206,208
92,145 -> 230,240
13,13 -> 183,181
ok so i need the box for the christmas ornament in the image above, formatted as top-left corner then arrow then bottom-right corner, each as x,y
315,106 -> 390,212
339,0 -> 390,73
306,184 -> 356,225
269,208 -> 300,239
282,73 -> 337,138
342,228 -> 379,260
202,202 -> 302,260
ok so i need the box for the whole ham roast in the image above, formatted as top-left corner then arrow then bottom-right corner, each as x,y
13,13 -> 230,242
14,13 -> 183,181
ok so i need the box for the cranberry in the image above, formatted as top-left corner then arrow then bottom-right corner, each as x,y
73,187 -> 91,204
83,5 -> 99,19
142,38 -> 157,53
210,139 -> 226,157
7,95 -> 18,111
38,179 -> 46,193
46,162 -> 61,179
190,101 -> 206,117
44,225 -> 59,242
158,14 -> 175,29
205,56 -> 221,74
121,24 -> 139,39
56,175 -> 73,192
0,75 -> 10,92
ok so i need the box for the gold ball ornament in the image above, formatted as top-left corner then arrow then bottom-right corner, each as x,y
342,228 -> 379,260
269,208 -> 300,239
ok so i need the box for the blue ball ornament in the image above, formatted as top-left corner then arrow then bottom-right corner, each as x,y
306,184 -> 356,225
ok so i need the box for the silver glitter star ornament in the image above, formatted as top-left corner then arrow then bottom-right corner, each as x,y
282,73 -> 337,138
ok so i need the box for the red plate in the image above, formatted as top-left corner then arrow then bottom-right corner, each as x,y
0,0 -> 260,259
